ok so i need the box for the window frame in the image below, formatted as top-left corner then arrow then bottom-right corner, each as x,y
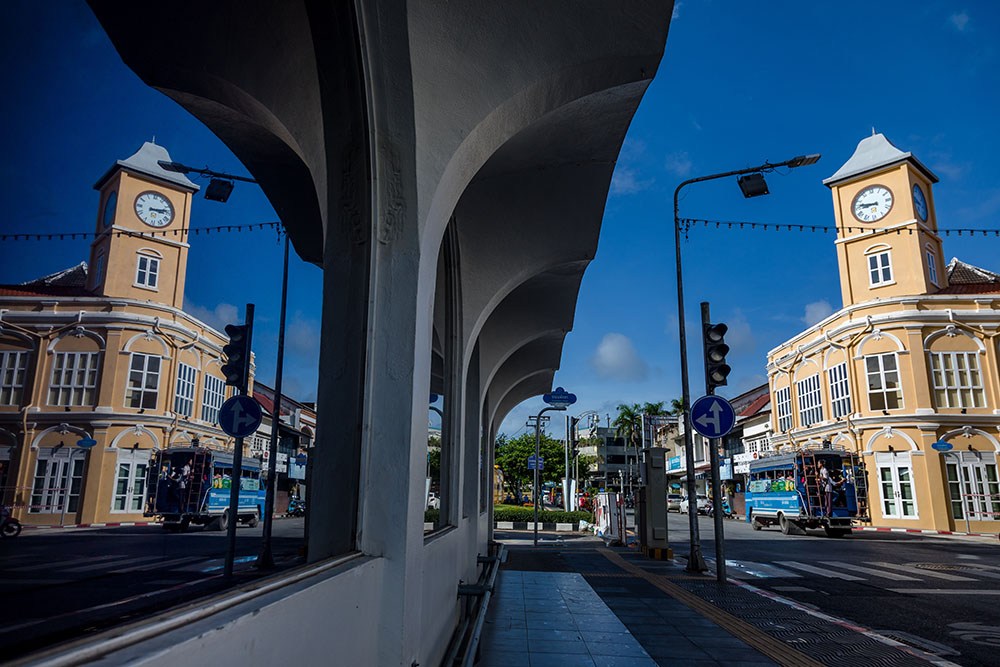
874,451 -> 918,519
111,448 -> 151,513
867,250 -> 893,287
929,351 -> 985,409
775,386 -> 792,432
827,362 -> 852,418
946,452 -> 1000,522
48,351 -> 100,406
201,373 -> 226,424
0,350 -> 29,406
30,447 -> 87,514
174,362 -> 197,417
795,374 -> 823,427
865,352 -> 903,411
925,247 -> 939,286
125,352 -> 161,410
134,253 -> 160,290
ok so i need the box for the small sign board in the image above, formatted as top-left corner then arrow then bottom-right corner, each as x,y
543,386 -> 577,408
690,395 -> 736,439
76,438 -> 98,449
527,455 -> 544,470
219,394 -> 264,438
931,441 -> 953,452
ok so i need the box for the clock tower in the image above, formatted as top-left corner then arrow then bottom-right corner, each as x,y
823,133 -> 947,308
89,142 -> 200,309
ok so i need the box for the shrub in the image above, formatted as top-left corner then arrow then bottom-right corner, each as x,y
424,508 -> 439,523
493,504 -> 593,523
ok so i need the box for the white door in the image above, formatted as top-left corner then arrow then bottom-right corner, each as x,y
112,449 -> 151,512
30,448 -> 87,514
875,452 -> 917,519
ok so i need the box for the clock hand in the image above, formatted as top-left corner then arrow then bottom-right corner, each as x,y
150,208 -> 170,213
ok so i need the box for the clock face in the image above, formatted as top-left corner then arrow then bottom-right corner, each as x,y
852,185 -> 893,223
912,183 -> 928,222
134,191 -> 174,228
102,191 -> 117,227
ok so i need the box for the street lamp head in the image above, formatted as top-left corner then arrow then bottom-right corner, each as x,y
205,178 -> 235,202
737,172 -> 769,198
157,160 -> 192,174
786,154 -> 822,168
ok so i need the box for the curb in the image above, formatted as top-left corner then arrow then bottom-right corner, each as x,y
858,525 -> 998,538
494,521 -> 581,532
23,521 -> 158,530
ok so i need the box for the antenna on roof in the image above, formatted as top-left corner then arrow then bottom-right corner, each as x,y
871,127 -> 876,136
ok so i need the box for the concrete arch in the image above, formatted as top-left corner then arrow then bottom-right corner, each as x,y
136,247 -> 164,258
823,346 -> 849,369
109,425 -> 161,450
31,423 -> 92,449
0,324 -> 35,348
865,426 -> 918,454
47,326 -> 105,353
122,331 -> 172,358
490,370 -> 556,433
923,325 -> 986,352
792,357 -> 822,383
0,426 -> 18,448
855,329 -> 906,358
940,426 -> 1000,453
863,242 -> 892,255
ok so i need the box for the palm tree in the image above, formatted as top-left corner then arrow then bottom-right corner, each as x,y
668,397 -> 685,416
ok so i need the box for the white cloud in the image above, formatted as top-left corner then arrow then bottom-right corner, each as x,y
802,300 -> 834,326
949,11 -> 970,31
672,2 -> 684,20
610,166 -> 654,195
285,314 -> 320,359
185,300 -> 239,331
664,151 -> 692,178
590,333 -> 650,381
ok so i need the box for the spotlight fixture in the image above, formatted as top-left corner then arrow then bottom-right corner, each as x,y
737,172 -> 769,198
205,178 -> 235,203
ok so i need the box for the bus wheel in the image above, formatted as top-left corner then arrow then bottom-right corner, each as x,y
211,511 -> 229,532
751,515 -> 763,531
247,512 -> 260,528
779,514 -> 803,536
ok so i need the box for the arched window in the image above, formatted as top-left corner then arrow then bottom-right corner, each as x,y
134,249 -> 162,290
864,243 -> 893,287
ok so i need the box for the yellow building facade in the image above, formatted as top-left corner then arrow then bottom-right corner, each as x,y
0,142 -> 249,526
767,133 -> 1000,533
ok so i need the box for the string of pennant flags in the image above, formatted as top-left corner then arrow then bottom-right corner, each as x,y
0,221 -> 284,242
2,218 -> 997,242
679,217 -> 1000,238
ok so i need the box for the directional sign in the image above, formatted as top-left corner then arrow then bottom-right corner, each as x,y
527,455 -> 544,470
931,440 -> 954,452
690,395 -> 736,439
543,386 -> 577,408
218,394 -> 263,438
76,438 -> 98,449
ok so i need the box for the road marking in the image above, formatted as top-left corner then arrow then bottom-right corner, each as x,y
890,589 -> 1000,595
720,560 -> 803,579
62,555 -> 164,573
109,556 -> 205,573
867,562 -> 975,582
6,553 -> 122,572
819,561 -> 918,581
775,561 -> 866,581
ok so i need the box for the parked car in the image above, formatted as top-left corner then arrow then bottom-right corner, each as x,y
680,494 -> 710,514
667,494 -> 683,512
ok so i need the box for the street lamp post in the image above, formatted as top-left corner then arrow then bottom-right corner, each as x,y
531,406 -> 566,546
672,153 -> 820,573
158,159 -> 292,569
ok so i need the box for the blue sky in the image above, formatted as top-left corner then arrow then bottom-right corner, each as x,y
2,2 -> 998,439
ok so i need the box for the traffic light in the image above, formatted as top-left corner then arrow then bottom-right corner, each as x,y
702,321 -> 731,392
221,323 -> 249,388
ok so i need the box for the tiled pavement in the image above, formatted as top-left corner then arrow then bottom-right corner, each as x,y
478,535 -> 938,667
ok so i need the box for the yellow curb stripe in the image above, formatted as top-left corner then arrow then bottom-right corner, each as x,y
597,548 -> 823,667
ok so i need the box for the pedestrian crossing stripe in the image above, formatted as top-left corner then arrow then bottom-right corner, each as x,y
716,558 -> 1000,586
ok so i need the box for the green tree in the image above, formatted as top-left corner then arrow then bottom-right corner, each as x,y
494,431 -> 566,503
668,397 -> 685,416
612,403 -> 642,451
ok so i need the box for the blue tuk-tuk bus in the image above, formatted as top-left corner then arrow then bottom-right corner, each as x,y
745,447 -> 869,537
145,447 -> 265,532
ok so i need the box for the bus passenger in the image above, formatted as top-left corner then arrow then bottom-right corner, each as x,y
819,460 -> 832,515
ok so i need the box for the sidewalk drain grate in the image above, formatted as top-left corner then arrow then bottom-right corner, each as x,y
912,562 -> 981,572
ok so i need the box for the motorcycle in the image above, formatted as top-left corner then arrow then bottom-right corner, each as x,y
705,499 -> 734,519
286,498 -> 306,517
1,505 -> 22,538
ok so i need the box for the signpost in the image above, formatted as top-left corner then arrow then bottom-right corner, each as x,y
931,441 -> 953,452
75,438 -> 97,449
219,395 -> 263,438
690,395 -> 736,439
531,388 -> 574,546
527,455 -> 544,470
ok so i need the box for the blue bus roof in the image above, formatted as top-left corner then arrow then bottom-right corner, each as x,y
160,447 -> 263,470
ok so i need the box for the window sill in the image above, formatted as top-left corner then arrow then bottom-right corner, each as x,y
132,283 -> 159,292
868,280 -> 897,289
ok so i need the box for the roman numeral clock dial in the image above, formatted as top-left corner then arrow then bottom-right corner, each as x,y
851,185 -> 893,223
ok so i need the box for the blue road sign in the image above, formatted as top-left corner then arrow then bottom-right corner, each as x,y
219,395 -> 263,438
76,438 -> 98,449
543,386 -> 577,407
527,455 -> 544,470
690,395 -> 736,439
931,440 -> 954,452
